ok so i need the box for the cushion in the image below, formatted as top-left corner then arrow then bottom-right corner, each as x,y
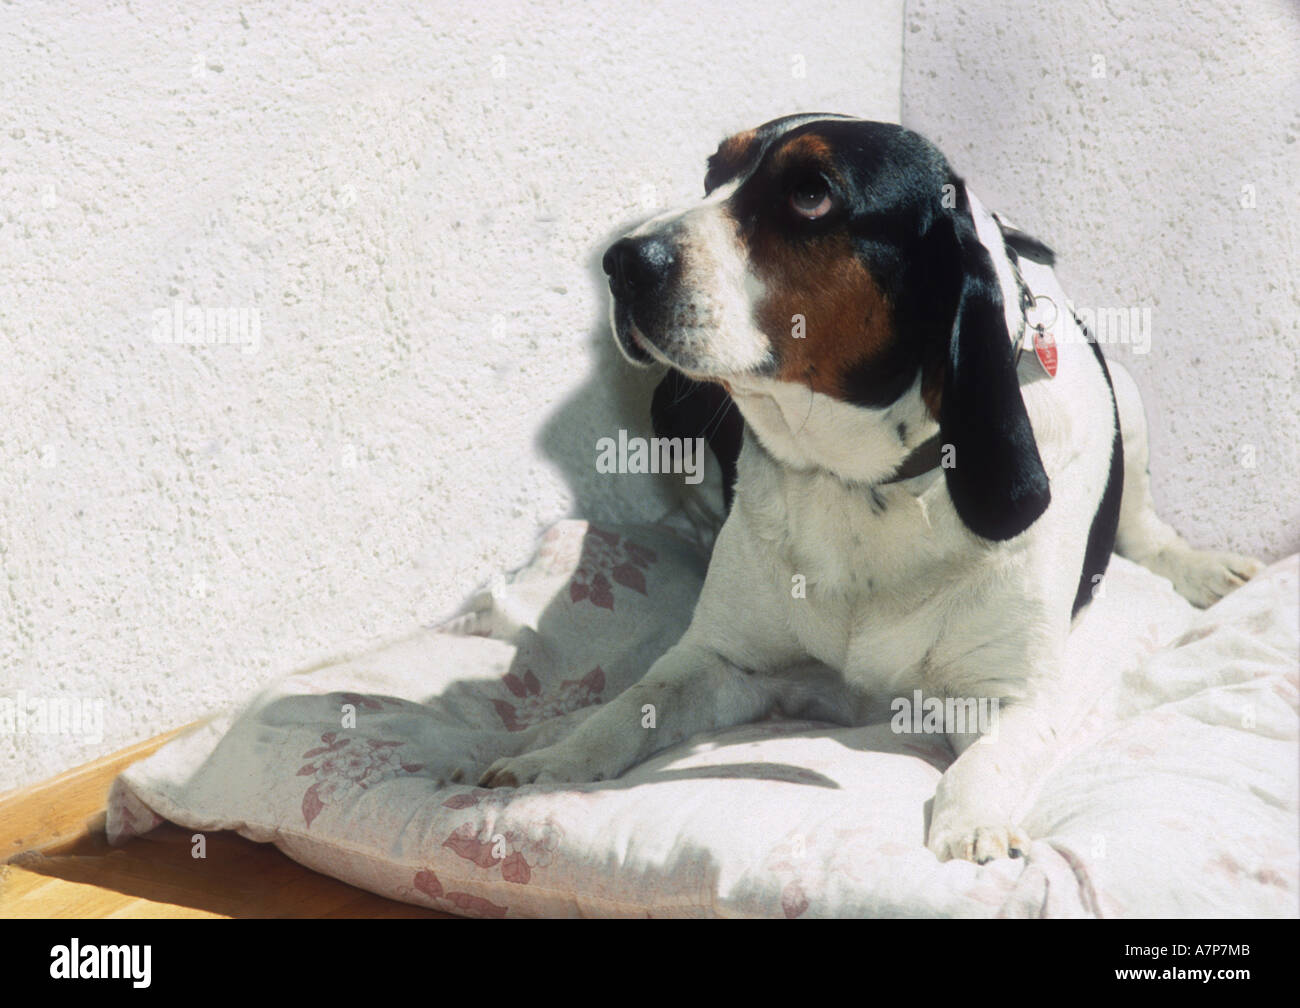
108,519 -> 1299,917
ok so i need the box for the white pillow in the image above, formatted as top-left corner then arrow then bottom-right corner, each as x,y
109,521 -> 1299,917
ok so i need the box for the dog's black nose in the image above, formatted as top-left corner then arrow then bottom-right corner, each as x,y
602,235 -> 676,302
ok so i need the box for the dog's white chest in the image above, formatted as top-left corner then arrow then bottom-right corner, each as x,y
741,454 -> 964,684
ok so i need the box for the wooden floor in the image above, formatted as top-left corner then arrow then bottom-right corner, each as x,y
0,725 -> 451,918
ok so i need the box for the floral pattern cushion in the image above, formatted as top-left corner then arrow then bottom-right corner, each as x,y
108,521 -> 1299,917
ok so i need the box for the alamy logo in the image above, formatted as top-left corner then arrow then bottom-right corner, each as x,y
0,691 -> 104,743
890,689 -> 999,739
1068,302 -> 1152,355
151,299 -> 261,354
595,430 -> 706,485
49,940 -> 151,988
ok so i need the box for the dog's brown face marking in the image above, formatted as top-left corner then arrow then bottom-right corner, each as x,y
736,128 -> 900,401
704,129 -> 759,195
771,131 -> 834,166
752,230 -> 893,398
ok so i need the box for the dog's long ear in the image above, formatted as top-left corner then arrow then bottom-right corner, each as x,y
938,202 -> 1050,541
651,369 -> 743,512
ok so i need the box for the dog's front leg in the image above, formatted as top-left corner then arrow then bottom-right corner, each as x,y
926,683 -> 1077,864
478,640 -> 778,787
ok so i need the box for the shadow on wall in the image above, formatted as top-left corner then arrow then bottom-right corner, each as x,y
532,217 -> 722,527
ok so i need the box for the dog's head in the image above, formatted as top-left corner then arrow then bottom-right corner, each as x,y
603,114 -> 1049,541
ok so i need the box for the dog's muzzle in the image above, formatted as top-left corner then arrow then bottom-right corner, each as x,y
602,233 -> 683,365
602,234 -> 676,304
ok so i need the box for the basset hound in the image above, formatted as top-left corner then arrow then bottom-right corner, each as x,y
481,114 -> 1261,863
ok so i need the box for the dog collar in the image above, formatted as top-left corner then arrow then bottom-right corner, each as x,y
880,433 -> 945,484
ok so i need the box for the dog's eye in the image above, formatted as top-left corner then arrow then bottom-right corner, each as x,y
789,177 -> 833,220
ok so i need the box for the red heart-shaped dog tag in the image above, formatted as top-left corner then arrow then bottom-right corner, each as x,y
1033,330 -> 1058,378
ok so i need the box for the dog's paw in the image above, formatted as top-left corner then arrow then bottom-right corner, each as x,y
927,823 -> 1031,864
477,744 -> 599,789
1150,547 -> 1263,609
440,764 -> 478,787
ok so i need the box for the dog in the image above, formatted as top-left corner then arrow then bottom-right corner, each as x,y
480,114 -> 1262,863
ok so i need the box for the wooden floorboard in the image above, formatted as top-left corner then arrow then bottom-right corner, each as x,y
0,723 -> 197,859
0,725 -> 452,919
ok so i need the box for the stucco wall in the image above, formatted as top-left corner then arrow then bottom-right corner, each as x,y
902,0 -> 1299,562
0,1 -> 903,791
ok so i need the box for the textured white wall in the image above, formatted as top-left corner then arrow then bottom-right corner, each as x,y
902,0 -> 1299,563
0,1 -> 903,790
